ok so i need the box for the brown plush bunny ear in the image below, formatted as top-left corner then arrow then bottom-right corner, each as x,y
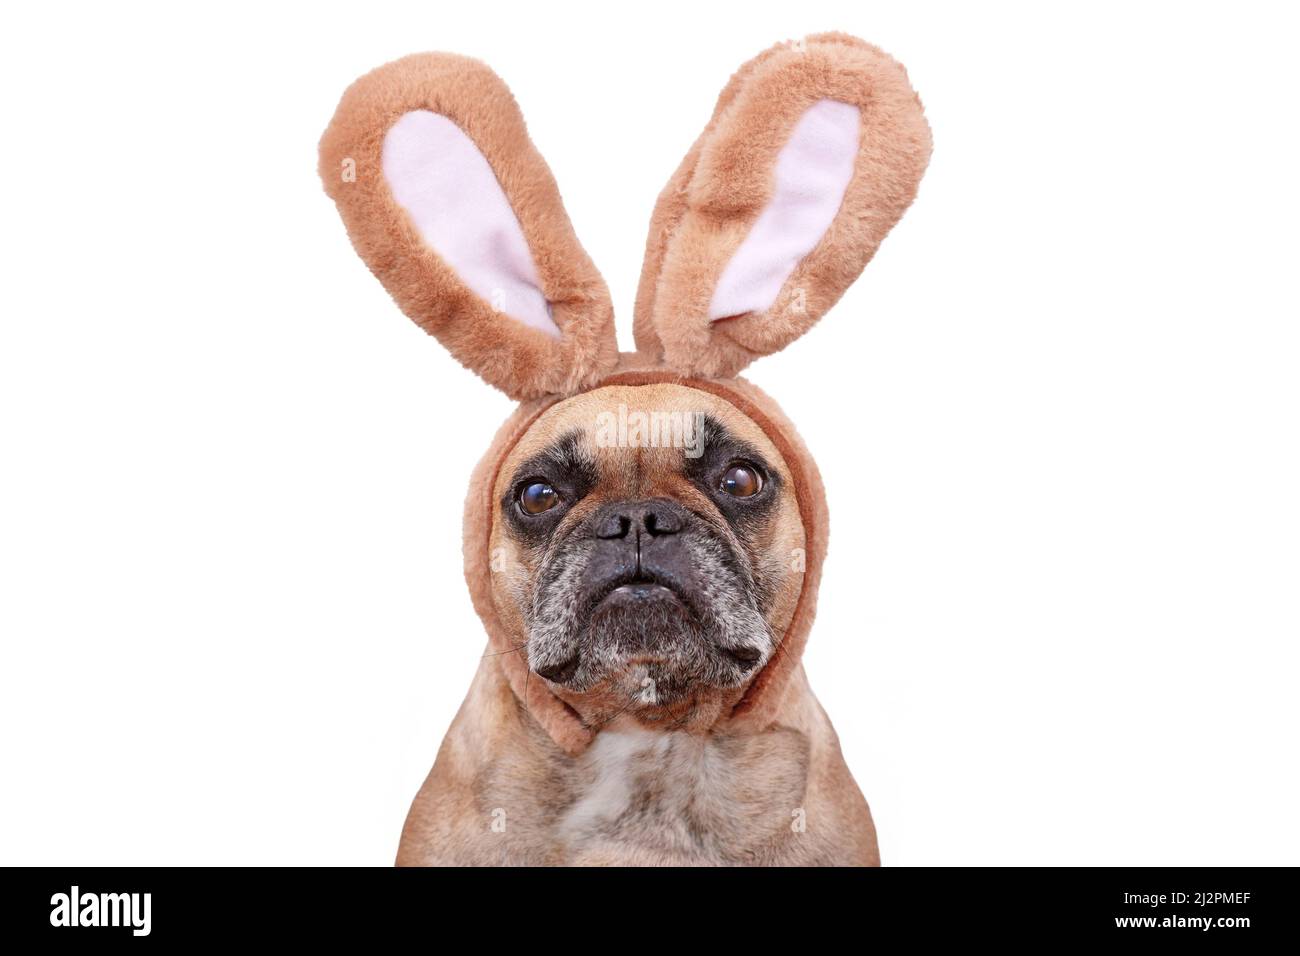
319,54 -> 618,400
633,34 -> 932,379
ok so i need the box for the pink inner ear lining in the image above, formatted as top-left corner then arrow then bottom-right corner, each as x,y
381,110 -> 561,339
706,99 -> 862,322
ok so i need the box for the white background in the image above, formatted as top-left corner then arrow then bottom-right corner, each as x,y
2,1 -> 1297,866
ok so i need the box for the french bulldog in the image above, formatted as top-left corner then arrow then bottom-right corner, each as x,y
319,33 -> 931,865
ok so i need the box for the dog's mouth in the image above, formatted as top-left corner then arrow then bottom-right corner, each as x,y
584,573 -> 764,673
589,572 -> 694,616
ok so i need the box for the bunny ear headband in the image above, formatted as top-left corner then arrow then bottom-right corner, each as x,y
319,33 -> 931,397
320,35 -> 930,752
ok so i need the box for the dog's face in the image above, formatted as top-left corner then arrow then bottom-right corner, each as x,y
489,384 -> 806,728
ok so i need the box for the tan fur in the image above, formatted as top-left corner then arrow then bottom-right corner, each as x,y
398,657 -> 877,866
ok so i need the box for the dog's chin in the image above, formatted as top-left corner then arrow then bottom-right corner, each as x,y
542,585 -> 766,718
587,585 -> 706,704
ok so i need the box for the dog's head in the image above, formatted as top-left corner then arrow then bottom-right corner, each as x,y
320,35 -> 930,749
488,383 -> 806,727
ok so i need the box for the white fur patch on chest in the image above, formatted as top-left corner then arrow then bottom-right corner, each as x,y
558,727 -> 702,841
548,722 -> 809,864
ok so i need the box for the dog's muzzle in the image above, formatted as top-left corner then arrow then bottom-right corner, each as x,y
528,496 -> 770,695
577,498 -> 702,617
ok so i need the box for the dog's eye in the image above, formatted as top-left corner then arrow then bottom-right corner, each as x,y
519,481 -> 561,515
719,463 -> 763,498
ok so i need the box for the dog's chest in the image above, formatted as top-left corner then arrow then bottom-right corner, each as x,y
551,726 -> 808,865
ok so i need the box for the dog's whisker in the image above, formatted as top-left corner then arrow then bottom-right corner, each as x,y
587,684 -> 649,730
666,698 -> 701,730
481,641 -> 529,660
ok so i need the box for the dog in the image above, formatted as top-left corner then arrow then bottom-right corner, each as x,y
319,34 -> 931,865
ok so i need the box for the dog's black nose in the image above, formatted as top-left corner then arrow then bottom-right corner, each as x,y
592,498 -> 688,539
